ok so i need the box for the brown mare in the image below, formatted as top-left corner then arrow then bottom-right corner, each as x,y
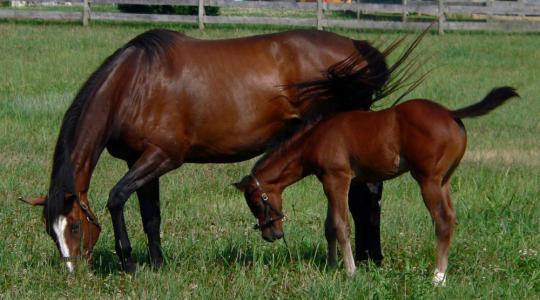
234,87 -> 518,285
21,29 -> 425,272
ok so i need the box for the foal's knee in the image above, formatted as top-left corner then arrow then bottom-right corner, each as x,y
325,219 -> 336,240
435,210 -> 455,239
333,221 -> 351,242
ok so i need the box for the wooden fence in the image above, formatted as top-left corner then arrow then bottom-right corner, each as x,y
1,0 -> 539,33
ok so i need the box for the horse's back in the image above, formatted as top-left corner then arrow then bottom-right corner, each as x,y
106,29 -> 364,163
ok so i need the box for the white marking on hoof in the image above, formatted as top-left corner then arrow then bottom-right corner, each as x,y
66,261 -> 74,273
346,265 -> 357,276
53,216 -> 73,272
432,268 -> 447,287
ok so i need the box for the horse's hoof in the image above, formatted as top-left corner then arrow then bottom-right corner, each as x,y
121,260 -> 137,274
432,269 -> 447,287
371,257 -> 383,267
149,247 -> 164,270
150,258 -> 164,270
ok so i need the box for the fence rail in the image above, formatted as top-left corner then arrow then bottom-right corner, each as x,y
2,0 -> 540,33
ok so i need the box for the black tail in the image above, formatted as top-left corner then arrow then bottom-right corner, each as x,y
289,24 -> 431,120
452,87 -> 519,119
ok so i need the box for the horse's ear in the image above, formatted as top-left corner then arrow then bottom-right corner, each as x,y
19,196 -> 47,206
232,176 -> 251,192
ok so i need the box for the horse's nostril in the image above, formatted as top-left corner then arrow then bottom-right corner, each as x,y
273,231 -> 284,240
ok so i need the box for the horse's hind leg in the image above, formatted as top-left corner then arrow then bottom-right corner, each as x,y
135,178 -> 164,269
418,178 -> 456,286
348,180 -> 383,265
108,145 -> 177,273
322,173 -> 356,275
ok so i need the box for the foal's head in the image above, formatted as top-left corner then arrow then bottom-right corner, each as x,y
234,175 -> 284,242
21,193 -> 101,272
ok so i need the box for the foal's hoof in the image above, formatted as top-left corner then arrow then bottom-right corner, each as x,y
432,269 -> 447,287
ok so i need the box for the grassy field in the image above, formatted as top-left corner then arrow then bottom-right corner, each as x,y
0,20 -> 538,299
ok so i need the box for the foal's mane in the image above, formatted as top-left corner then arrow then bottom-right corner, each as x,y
253,121 -> 319,172
45,29 -> 182,229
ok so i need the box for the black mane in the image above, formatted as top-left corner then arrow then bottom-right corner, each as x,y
44,29 -> 181,229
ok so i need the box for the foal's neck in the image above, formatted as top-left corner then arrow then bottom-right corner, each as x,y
253,141 -> 307,193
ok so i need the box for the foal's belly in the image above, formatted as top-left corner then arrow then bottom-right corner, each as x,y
352,153 -> 408,182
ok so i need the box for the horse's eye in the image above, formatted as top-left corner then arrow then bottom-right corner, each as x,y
71,221 -> 81,234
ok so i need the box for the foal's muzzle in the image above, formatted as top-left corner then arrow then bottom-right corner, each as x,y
262,228 -> 284,242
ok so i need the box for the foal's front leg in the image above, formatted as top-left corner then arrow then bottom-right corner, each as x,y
322,173 -> 356,275
324,210 -> 337,268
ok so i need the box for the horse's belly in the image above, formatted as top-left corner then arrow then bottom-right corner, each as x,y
183,119 -> 293,163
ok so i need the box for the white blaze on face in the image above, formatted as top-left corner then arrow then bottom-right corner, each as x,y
53,216 -> 74,272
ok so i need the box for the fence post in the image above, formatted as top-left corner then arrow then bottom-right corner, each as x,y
402,0 -> 407,23
518,0 -> 525,18
317,0 -> 323,30
438,0 -> 445,35
82,0 -> 89,26
487,0 -> 493,23
198,0 -> 205,30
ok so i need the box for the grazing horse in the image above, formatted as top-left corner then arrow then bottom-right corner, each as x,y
234,87 -> 518,285
21,28 -> 424,273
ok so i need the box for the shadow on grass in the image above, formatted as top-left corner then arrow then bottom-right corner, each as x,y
91,246 -> 150,276
215,240 -> 329,271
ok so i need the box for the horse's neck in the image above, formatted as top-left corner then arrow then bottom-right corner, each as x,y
69,100 -> 112,193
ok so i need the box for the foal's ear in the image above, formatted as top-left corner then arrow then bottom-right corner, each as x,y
19,196 -> 47,206
232,176 -> 251,192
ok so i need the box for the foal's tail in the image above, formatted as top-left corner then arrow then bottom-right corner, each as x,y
452,87 -> 519,119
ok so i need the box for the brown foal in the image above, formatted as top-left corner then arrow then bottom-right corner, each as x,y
235,87 -> 518,285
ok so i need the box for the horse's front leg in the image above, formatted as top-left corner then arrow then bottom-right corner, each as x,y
108,145 -> 176,273
322,172 -> 356,275
348,180 -> 383,265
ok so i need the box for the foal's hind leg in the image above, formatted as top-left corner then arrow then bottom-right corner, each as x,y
322,173 -> 356,275
135,178 -> 164,269
418,178 -> 456,286
348,180 -> 383,265
108,145 -> 176,273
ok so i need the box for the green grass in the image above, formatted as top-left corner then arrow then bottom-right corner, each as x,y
0,21 -> 539,299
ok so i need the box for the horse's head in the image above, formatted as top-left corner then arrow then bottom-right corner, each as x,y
21,193 -> 101,272
234,175 -> 284,242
